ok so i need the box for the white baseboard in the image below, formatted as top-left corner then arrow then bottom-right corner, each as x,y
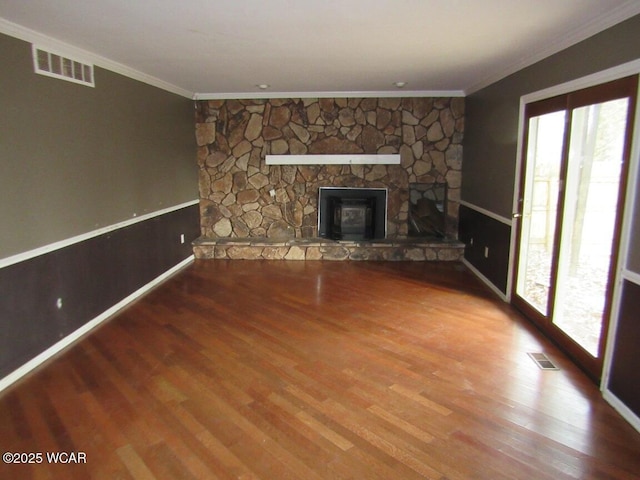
462,258 -> 508,301
0,255 -> 194,393
603,389 -> 640,434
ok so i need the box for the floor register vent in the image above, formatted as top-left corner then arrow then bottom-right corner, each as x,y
527,352 -> 560,370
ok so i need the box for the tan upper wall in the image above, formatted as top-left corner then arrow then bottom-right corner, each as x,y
0,32 -> 197,260
463,14 -> 640,220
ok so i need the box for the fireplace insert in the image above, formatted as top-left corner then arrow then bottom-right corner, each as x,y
318,187 -> 387,241
330,197 -> 374,240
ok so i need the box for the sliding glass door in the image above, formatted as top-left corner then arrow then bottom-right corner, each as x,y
513,76 -> 638,380
515,106 -> 565,318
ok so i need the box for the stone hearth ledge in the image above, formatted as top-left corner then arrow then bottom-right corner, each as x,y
192,236 -> 464,261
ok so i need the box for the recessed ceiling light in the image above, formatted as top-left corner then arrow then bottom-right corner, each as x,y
393,81 -> 407,88
256,84 -> 270,90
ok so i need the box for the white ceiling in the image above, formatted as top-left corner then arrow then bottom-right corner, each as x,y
1,0 -> 640,99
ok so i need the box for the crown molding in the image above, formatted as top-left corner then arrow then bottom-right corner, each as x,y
464,1 -> 640,95
0,18 -> 464,100
0,18 -> 193,99
193,89 -> 465,100
5,1 -> 638,102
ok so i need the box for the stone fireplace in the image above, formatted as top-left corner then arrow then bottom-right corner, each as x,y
193,96 -> 465,260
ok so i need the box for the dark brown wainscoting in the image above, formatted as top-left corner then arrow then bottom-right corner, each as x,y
0,204 -> 200,379
458,204 -> 511,293
1,261 -> 639,479
608,279 -> 640,417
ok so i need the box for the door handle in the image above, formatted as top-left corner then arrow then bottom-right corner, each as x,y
512,213 -> 522,218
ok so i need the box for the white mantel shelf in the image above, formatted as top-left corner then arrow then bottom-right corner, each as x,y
265,154 -> 401,165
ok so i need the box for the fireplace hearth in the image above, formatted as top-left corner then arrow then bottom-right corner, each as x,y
318,187 -> 387,241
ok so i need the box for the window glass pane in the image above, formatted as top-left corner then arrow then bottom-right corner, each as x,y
516,110 -> 566,315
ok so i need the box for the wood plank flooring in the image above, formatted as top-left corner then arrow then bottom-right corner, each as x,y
1,260 -> 640,479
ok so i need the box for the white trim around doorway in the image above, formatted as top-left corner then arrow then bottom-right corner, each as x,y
512,58 -> 640,433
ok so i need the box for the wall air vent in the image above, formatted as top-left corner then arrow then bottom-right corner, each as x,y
32,45 -> 95,87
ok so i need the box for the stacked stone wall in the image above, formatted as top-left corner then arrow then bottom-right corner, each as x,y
195,97 -> 464,240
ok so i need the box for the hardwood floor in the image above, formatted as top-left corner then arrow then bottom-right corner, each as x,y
1,260 -> 640,479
